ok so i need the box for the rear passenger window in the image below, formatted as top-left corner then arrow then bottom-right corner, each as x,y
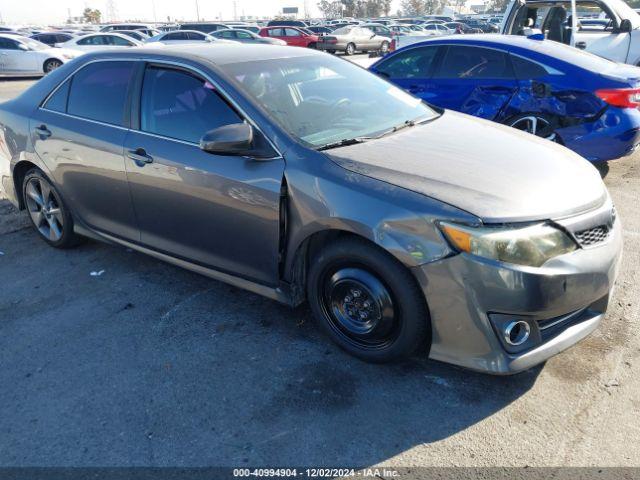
435,46 -> 514,79
140,66 -> 242,143
44,78 -> 71,113
67,61 -> 135,125
511,55 -> 549,79
376,46 -> 440,79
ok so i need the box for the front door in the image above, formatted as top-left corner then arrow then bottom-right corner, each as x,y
30,60 -> 139,241
123,64 -> 285,285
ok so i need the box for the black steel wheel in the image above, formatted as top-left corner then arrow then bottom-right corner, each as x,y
307,236 -> 430,363
22,168 -> 82,248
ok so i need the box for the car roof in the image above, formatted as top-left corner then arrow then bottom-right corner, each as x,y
77,43 -> 321,66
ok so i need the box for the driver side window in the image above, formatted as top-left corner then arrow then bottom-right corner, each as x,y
376,46 -> 440,79
140,66 -> 242,144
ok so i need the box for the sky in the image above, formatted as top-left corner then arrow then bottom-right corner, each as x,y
0,0 -> 402,25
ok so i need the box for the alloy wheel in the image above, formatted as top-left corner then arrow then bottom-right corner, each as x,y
509,116 -> 558,142
320,267 -> 399,350
45,60 -> 63,73
24,177 -> 64,242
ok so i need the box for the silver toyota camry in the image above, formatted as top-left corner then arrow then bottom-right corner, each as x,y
0,45 -> 622,374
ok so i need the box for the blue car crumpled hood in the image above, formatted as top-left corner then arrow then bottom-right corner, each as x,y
326,111 -> 607,223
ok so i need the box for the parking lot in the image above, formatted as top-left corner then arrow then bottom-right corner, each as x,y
0,67 -> 639,471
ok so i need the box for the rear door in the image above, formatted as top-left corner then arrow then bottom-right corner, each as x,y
428,45 -> 519,119
283,28 -> 305,47
371,45 -> 442,99
123,63 -> 285,285
0,38 -> 22,74
30,60 -> 139,240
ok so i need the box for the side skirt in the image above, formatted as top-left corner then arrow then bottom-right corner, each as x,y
74,224 -> 295,306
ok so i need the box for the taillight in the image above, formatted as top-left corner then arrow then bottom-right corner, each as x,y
390,39 -> 396,51
596,88 -> 640,108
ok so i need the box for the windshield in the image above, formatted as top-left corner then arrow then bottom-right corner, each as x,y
224,54 -> 438,148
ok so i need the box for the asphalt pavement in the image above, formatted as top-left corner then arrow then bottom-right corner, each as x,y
0,71 -> 638,469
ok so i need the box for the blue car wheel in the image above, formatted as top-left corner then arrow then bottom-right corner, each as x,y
507,114 -> 561,143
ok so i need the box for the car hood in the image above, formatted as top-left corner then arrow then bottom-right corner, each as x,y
325,111 -> 607,223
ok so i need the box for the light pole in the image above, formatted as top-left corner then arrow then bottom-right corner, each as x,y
195,0 -> 200,21
151,0 -> 157,22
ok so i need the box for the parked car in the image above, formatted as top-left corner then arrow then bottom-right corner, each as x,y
0,44 -> 621,374
371,34 -> 640,161
266,20 -> 309,28
211,29 -> 286,45
361,23 -> 394,37
421,23 -> 453,36
112,30 -> 150,42
101,23 -> 154,32
146,30 -> 218,45
307,26 -> 333,36
232,25 -> 261,34
258,27 -> 319,48
501,0 -> 640,65
0,34 -> 81,76
316,26 -> 391,55
57,33 -> 142,51
30,32 -> 77,47
179,23 -> 230,33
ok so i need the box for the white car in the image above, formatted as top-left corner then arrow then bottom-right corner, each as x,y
145,30 -> 234,45
0,34 -> 81,76
57,33 -> 142,52
501,0 -> 640,65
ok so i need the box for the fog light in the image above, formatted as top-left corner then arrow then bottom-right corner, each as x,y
504,320 -> 531,346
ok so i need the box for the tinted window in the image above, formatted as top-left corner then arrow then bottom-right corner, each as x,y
67,61 -> 135,125
435,46 -> 513,79
110,35 -> 133,46
236,31 -> 252,39
78,35 -> 104,45
44,78 -> 71,113
140,66 -> 242,143
220,30 -> 236,38
0,38 -> 19,49
268,28 -> 284,36
185,32 -> 205,40
376,46 -> 440,79
164,32 -> 187,40
511,55 -> 549,79
284,28 -> 301,37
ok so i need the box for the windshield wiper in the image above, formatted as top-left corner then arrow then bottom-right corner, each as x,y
316,117 -> 431,151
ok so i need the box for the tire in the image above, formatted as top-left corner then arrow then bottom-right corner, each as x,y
22,168 -> 82,248
307,236 -> 430,363
507,113 -> 561,143
307,42 -> 317,49
380,41 -> 390,54
345,43 -> 356,56
327,49 -> 336,54
43,58 -> 63,74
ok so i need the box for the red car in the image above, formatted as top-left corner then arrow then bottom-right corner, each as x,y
259,26 -> 319,48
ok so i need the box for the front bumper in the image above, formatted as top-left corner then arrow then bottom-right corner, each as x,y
411,212 -> 623,375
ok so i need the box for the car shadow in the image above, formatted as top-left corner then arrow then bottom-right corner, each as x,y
0,216 -> 541,467
594,161 -> 610,179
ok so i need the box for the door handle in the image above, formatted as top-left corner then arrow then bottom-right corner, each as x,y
575,41 -> 587,49
34,124 -> 52,139
127,148 -> 153,166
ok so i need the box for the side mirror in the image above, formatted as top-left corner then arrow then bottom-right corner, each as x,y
200,123 -> 276,159
18,43 -> 30,51
200,123 -> 253,156
619,19 -> 632,33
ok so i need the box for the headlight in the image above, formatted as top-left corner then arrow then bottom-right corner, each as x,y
439,222 -> 577,267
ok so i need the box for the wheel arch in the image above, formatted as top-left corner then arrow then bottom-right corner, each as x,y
12,160 -> 41,210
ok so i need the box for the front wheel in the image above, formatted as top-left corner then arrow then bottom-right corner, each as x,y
508,114 -> 560,143
307,237 -> 430,363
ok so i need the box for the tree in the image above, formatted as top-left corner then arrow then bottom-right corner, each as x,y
381,0 -> 392,15
401,0 -> 427,15
83,7 -> 102,24
486,0 -> 510,12
317,0 -> 343,17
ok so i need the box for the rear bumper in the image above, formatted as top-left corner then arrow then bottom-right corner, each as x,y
560,107 -> 640,162
411,216 -> 623,375
316,42 -> 344,51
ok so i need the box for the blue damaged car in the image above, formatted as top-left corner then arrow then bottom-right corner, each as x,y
371,34 -> 640,162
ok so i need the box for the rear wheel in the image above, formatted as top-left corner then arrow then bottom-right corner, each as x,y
43,58 -> 63,74
345,43 -> 356,56
307,237 -> 430,363
22,169 -> 82,248
380,41 -> 390,54
508,114 -> 560,143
